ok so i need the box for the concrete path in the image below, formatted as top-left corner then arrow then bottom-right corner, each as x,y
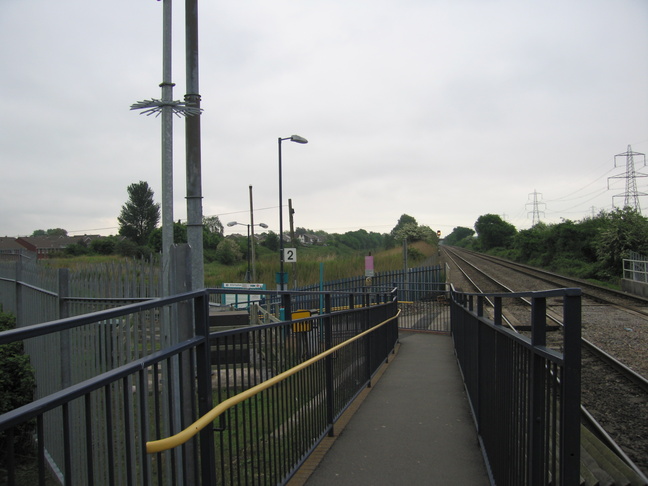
296,331 -> 490,485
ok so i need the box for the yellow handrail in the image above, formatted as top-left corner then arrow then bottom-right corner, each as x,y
146,309 -> 401,453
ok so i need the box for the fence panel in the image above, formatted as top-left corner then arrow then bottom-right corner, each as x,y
450,288 -> 581,486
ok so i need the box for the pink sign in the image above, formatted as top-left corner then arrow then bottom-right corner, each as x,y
365,256 -> 374,277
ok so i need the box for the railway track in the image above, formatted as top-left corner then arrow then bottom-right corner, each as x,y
441,246 -> 648,482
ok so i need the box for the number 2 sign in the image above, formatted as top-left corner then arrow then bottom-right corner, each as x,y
283,248 -> 297,263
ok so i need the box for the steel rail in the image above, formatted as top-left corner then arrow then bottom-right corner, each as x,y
456,247 -> 648,314
145,309 -> 401,453
444,247 -> 526,332
446,247 -> 648,389
445,246 -> 648,480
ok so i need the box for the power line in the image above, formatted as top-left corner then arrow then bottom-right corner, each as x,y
544,166 -> 616,203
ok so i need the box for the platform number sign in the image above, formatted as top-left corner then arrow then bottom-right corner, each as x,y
283,248 -> 297,263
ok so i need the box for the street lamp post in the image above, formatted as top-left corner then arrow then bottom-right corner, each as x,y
278,135 -> 308,290
228,221 -> 268,282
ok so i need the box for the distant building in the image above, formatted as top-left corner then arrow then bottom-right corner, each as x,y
296,233 -> 321,245
0,235 -> 100,260
0,237 -> 30,261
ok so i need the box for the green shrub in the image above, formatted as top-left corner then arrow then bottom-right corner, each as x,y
0,312 -> 36,465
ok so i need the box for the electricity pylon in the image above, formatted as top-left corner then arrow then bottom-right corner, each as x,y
607,145 -> 648,214
526,190 -> 546,226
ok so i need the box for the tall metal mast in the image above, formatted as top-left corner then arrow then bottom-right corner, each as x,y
608,145 -> 648,213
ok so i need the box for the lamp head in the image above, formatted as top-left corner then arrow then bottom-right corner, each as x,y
289,135 -> 308,144
259,223 -> 268,229
227,221 -> 237,227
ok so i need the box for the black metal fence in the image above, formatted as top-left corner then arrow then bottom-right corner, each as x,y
297,266 -> 449,332
450,288 -> 581,486
0,288 -> 398,486
396,282 -> 450,332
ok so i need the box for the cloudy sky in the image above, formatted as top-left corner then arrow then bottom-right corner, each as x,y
1,0 -> 647,239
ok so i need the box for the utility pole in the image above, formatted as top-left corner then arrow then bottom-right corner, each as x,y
249,185 -> 257,282
526,190 -> 546,226
607,145 -> 648,214
289,198 -> 297,288
185,0 -> 204,290
288,199 -> 296,245
131,0 -> 200,298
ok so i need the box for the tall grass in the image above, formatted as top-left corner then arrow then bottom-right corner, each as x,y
204,241 -> 437,288
43,242 -> 438,289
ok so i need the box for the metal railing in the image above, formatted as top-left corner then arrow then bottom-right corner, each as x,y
450,287 -> 581,486
396,282 -> 450,332
0,287 -> 398,486
623,258 -> 648,283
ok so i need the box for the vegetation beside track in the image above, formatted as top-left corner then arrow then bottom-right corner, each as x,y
443,207 -> 648,287
40,241 -> 438,290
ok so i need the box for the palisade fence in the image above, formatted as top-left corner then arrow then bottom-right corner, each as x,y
0,285 -> 398,485
0,256 -> 166,485
0,258 -> 446,330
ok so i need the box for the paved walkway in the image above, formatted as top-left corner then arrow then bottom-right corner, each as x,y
291,331 -> 490,486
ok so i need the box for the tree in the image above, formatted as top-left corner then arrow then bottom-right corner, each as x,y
203,216 -> 224,250
64,242 -> 90,256
390,214 -> 418,237
444,227 -> 475,246
262,231 -> 279,252
215,238 -> 243,264
514,223 -> 551,262
32,228 -> 68,237
90,237 -> 117,255
118,181 -> 160,246
203,216 -> 224,236
388,215 -> 436,244
595,207 -> 648,276
149,221 -> 188,253
474,214 -> 517,250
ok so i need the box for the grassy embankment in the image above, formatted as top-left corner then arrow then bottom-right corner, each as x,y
42,242 -> 438,289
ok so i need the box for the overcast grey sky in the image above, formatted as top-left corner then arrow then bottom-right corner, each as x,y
1,0 -> 647,238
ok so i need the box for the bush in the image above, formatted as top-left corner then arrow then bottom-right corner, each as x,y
0,312 -> 36,464
215,239 -> 243,265
64,242 -> 90,256
407,247 -> 425,262
90,237 -> 117,255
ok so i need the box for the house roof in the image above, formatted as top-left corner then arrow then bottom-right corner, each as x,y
6,235 -> 102,252
0,237 -> 24,251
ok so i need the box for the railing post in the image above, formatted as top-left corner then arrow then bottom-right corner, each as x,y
281,292 -> 292,322
14,260 -> 23,327
324,293 -> 335,436
562,290 -> 581,486
58,268 -> 71,389
529,296 -> 547,485
493,296 -> 502,326
195,291 -> 216,486
363,292 -> 372,387
171,244 -> 193,483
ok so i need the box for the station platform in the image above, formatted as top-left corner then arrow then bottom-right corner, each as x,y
290,331 -> 490,486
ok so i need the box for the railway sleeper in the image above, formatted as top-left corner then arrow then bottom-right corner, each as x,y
514,325 -> 562,332
578,424 -> 648,486
544,424 -> 646,485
